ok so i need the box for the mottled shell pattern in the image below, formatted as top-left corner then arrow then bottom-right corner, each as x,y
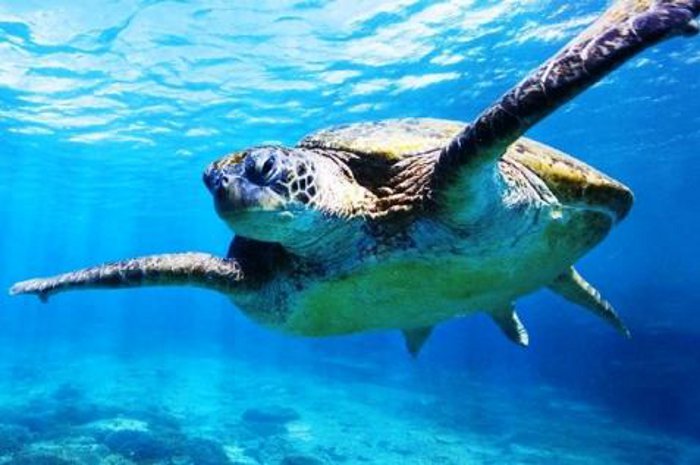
299,118 -> 633,220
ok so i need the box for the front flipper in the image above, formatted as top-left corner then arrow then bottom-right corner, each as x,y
437,0 -> 699,175
9,253 -> 244,302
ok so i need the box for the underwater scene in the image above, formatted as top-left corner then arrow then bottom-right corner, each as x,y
2,0 -> 700,463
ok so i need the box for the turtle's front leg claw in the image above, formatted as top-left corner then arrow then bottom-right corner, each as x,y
9,279 -> 52,302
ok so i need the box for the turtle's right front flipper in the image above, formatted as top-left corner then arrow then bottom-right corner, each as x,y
9,253 -> 245,302
438,0 -> 699,174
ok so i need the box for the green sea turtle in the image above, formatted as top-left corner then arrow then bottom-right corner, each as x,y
10,0 -> 700,355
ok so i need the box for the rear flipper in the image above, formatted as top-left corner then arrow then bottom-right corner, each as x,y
9,253 -> 244,302
548,267 -> 630,338
490,304 -> 530,347
402,326 -> 434,358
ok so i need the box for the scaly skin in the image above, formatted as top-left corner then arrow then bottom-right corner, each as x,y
10,253 -> 245,302
437,0 -> 700,177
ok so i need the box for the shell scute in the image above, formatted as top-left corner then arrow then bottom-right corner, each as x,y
298,118 -> 464,160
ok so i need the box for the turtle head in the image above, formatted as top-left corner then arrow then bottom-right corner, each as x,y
204,146 -> 369,251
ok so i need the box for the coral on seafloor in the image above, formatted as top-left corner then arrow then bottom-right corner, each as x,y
0,384 -> 334,465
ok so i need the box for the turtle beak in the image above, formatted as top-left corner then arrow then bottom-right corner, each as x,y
204,162 -> 286,214
202,164 -> 217,191
203,164 -> 245,209
203,164 -> 231,200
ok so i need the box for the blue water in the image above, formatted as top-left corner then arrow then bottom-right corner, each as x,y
2,0 -> 700,463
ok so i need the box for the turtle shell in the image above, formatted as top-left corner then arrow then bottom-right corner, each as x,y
298,118 -> 632,221
298,118 -> 463,161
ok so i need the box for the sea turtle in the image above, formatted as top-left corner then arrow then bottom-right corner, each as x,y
10,0 -> 700,355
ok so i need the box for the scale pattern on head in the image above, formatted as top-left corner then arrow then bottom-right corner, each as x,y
206,147 -> 322,208
204,145 -> 374,248
287,159 -> 317,205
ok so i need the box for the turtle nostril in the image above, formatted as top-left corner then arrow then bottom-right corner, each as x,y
203,168 -> 233,193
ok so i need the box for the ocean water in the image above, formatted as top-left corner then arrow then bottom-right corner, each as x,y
1,0 -> 700,463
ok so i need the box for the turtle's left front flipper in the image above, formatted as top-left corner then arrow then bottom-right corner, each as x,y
9,253 -> 245,302
438,0 -> 700,174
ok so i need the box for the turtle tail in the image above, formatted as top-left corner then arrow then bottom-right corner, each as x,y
9,253 -> 244,302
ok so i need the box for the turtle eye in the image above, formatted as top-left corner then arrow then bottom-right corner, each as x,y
260,155 -> 276,181
245,152 -> 278,185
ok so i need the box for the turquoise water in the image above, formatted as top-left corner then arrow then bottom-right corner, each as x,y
2,0 -> 700,463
